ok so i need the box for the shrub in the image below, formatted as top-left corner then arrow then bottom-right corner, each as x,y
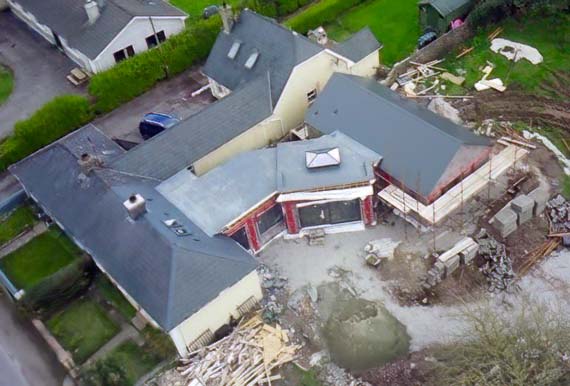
88,18 -> 221,113
242,0 -> 315,17
0,95 -> 93,171
285,0 -> 368,34
81,359 -> 129,386
468,0 -> 570,28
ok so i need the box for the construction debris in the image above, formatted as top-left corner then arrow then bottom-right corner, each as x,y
440,72 -> 465,86
487,27 -> 504,41
427,98 -> 463,124
490,38 -> 543,65
547,194 -> 570,246
456,46 -> 474,59
518,238 -> 560,277
178,315 -> 300,386
477,231 -> 516,293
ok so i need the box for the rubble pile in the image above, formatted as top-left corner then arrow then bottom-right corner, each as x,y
258,265 -> 288,322
477,230 -> 516,292
178,315 -> 299,386
547,194 -> 570,238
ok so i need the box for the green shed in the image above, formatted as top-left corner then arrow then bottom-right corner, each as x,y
418,0 -> 475,34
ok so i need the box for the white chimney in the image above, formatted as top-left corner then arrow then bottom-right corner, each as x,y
219,4 -> 234,34
84,0 -> 100,24
123,194 -> 146,220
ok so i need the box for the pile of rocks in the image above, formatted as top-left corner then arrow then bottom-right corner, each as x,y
547,194 -> 570,245
477,230 -> 516,292
258,265 -> 288,322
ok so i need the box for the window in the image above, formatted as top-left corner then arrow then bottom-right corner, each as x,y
146,30 -> 166,48
307,88 -> 318,104
244,50 -> 259,69
230,227 -> 250,250
299,199 -> 362,228
257,205 -> 283,235
113,45 -> 135,63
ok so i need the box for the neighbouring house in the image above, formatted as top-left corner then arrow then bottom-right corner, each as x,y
112,8 -> 382,180
9,125 -> 262,357
418,0 -> 475,34
305,73 -> 493,223
157,131 -> 380,253
7,0 -> 187,73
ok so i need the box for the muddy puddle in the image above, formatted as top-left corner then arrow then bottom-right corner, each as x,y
317,282 -> 410,372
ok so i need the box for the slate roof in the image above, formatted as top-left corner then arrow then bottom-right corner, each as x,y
10,125 -> 257,331
158,131 -> 379,236
421,0 -> 474,16
112,75 -> 273,181
331,27 -> 382,62
203,10 -> 380,105
13,0 -> 186,59
306,73 -> 491,199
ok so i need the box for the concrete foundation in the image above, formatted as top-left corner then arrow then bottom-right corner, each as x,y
510,194 -> 534,225
493,207 -> 518,238
528,188 -> 549,216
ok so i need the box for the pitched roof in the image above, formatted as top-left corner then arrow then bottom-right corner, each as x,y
203,9 -> 323,105
421,0 -> 474,16
331,27 -> 382,62
112,74 -> 273,181
158,131 -> 379,236
13,0 -> 186,59
10,125 -> 256,330
305,73 -> 491,198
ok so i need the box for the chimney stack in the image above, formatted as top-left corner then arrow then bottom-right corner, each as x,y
219,3 -> 234,34
123,194 -> 146,220
78,153 -> 101,175
84,0 -> 100,24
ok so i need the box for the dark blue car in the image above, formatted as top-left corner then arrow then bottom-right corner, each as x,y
139,113 -> 180,140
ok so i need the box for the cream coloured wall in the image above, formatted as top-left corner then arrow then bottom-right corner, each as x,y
169,270 -> 263,357
349,51 -> 380,78
192,117 -> 283,175
8,0 -> 56,44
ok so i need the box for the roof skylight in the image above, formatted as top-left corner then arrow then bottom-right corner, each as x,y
227,41 -> 241,60
244,50 -> 259,69
305,147 -> 341,169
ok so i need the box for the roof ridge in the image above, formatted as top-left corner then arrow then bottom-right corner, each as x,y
338,73 -> 465,146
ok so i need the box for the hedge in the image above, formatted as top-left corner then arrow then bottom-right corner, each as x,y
88,17 -> 221,113
468,0 -> 570,28
242,0 -> 314,18
0,95 -> 93,171
284,0 -> 368,34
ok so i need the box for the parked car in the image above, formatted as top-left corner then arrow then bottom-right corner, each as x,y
418,31 -> 438,49
139,113 -> 180,140
202,5 -> 219,19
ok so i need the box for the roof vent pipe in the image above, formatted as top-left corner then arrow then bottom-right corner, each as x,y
84,0 -> 100,24
78,153 -> 101,175
123,194 -> 146,220
219,3 -> 234,34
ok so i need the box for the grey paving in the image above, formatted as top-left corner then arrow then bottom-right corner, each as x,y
0,10 -> 83,139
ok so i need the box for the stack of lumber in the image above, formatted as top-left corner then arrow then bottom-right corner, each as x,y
518,238 -> 560,277
179,315 -> 299,386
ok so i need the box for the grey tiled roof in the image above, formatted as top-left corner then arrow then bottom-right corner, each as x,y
112,74 -> 273,181
422,0 -> 474,16
10,125 -> 256,330
203,9 -> 323,105
331,27 -> 382,62
12,0 -> 186,59
306,73 -> 491,198
158,131 -> 379,235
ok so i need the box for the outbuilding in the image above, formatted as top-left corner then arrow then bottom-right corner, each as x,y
418,0 -> 475,34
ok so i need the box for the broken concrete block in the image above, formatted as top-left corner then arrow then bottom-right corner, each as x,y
439,254 -> 460,276
510,194 -> 534,225
528,188 -> 549,216
459,243 -> 479,265
493,207 -> 518,238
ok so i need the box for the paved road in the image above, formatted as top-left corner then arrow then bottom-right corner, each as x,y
0,10 -> 83,138
94,67 -> 214,143
0,293 -> 65,386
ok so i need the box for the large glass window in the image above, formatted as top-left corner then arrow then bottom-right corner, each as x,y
299,199 -> 362,228
257,205 -> 283,235
230,227 -> 250,250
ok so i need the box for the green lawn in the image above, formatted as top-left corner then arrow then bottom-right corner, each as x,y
323,0 -> 419,66
96,275 -> 137,320
0,206 -> 36,246
0,229 -> 79,290
169,0 -> 239,18
47,299 -> 120,364
0,65 -> 13,106
105,340 -> 162,385
442,14 -> 570,97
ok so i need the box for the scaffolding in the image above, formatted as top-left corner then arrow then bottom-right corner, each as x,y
378,144 -> 529,226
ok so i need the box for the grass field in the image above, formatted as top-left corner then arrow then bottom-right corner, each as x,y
104,340 -> 162,385
322,0 -> 419,66
96,275 -> 137,320
0,229 -> 79,290
0,65 -> 13,106
169,0 -> 239,18
442,14 -> 570,96
0,206 -> 36,246
47,299 -> 120,364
